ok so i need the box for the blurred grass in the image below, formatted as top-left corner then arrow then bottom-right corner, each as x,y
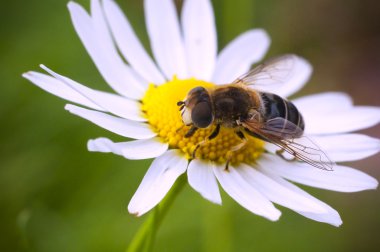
1,0 -> 380,251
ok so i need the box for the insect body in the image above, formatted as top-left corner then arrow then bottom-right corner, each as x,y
178,55 -> 334,170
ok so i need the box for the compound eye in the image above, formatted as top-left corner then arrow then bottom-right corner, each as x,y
188,86 -> 206,96
191,101 -> 213,128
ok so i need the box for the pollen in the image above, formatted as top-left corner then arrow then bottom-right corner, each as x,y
141,77 -> 264,165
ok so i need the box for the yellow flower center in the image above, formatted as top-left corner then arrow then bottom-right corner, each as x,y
141,77 -> 264,164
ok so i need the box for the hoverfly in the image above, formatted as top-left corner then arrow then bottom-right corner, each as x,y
177,55 -> 334,170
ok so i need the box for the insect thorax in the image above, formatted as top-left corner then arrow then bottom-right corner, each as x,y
211,86 -> 260,128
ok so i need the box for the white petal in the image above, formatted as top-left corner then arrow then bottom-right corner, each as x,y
187,160 -> 221,204
213,164 -> 281,221
293,92 -> 353,113
263,172 -> 342,226
293,92 -> 380,134
65,104 -> 156,139
313,134 -> 380,162
40,65 -> 146,122
22,71 -> 102,111
90,0 -> 114,54
121,138 -> 168,160
128,150 -> 188,216
68,2 -> 145,99
181,0 -> 217,81
144,0 -> 187,79
278,56 -> 312,97
304,106 -> 380,135
103,0 -> 165,84
211,29 -> 270,84
90,0 -> 148,91
260,154 -> 378,192
238,163 -> 327,214
88,137 -> 125,155
251,55 -> 312,98
88,137 -> 168,160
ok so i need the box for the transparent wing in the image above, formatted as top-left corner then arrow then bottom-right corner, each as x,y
233,54 -> 312,96
275,136 -> 335,171
261,117 -> 303,139
242,117 -> 335,171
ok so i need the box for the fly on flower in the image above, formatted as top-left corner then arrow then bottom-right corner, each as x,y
178,54 -> 334,171
23,0 -> 380,226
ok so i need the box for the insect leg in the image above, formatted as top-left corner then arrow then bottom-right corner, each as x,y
225,130 -> 247,170
207,124 -> 220,140
192,124 -> 221,159
176,125 -> 184,133
185,125 -> 198,138
275,148 -> 297,162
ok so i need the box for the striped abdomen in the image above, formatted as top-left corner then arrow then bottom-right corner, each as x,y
259,92 -> 305,137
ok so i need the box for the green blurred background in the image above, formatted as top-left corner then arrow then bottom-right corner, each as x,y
1,0 -> 380,251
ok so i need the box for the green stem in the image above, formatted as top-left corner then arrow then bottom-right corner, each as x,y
126,174 -> 187,252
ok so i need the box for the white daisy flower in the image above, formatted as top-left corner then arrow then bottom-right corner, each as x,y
23,0 -> 380,227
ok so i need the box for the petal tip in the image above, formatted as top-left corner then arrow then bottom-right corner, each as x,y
268,211 -> 281,222
22,72 -> 32,78
64,104 -> 75,112
334,220 -> 343,227
371,178 -> 379,190
87,139 -> 96,151
207,196 -> 222,205
361,175 -> 379,190
67,1 -> 79,9
215,199 -> 222,205
255,28 -> 270,40
128,204 -> 143,217
67,1 -> 76,10
129,211 -> 141,217
39,65 -> 57,78
296,55 -> 313,73
39,64 -> 48,70
249,28 -> 271,51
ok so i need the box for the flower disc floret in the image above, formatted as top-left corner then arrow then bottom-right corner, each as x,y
142,78 -> 264,164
